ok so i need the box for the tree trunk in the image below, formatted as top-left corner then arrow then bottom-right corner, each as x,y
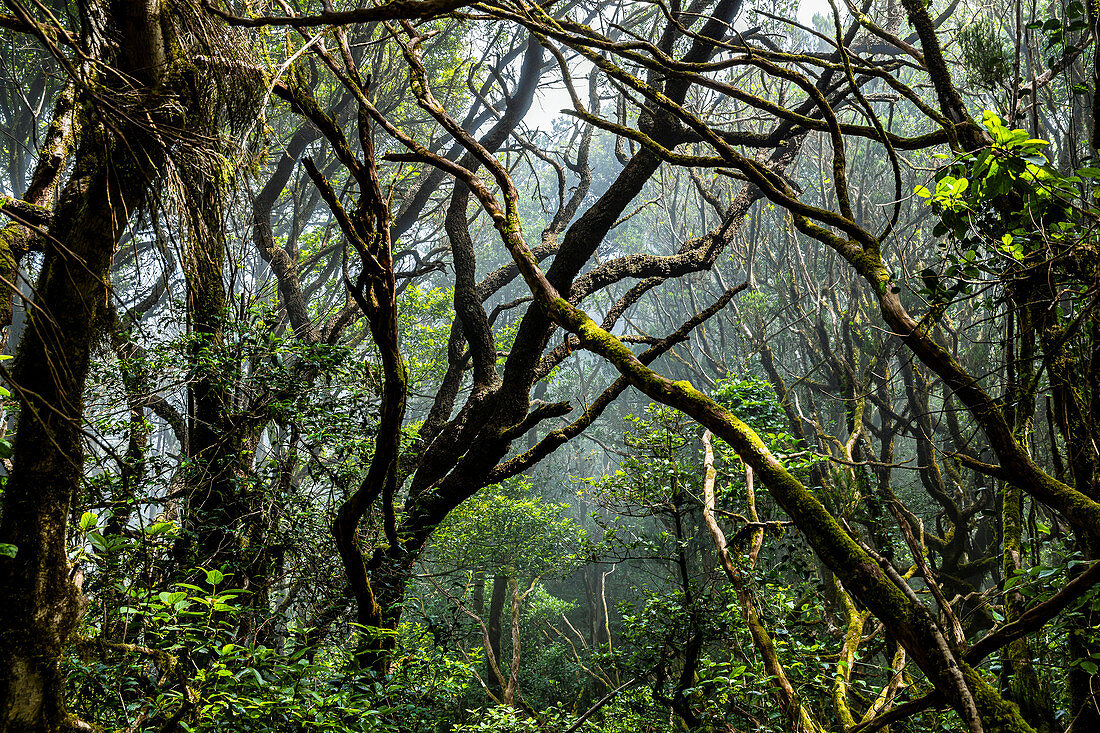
1067,533 -> 1100,733
0,0 -> 190,723
0,114 -> 164,733
486,572 -> 508,700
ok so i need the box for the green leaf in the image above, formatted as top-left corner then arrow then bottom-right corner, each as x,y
87,531 -> 108,553
145,522 -> 176,536
79,512 -> 98,531
0,543 -> 16,558
205,569 -> 225,587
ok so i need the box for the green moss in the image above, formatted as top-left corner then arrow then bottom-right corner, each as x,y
0,226 -> 21,327
963,665 -> 1037,733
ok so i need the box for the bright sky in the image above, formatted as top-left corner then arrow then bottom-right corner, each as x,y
798,0 -> 833,25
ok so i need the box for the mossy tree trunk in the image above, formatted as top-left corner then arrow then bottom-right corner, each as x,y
0,97 -> 166,733
0,0 -> 184,726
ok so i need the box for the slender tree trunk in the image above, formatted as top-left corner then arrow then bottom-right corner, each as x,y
1067,532 -> 1100,733
472,570 -> 486,616
486,572 -> 508,700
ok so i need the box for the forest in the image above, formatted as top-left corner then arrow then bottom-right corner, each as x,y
0,0 -> 1098,730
